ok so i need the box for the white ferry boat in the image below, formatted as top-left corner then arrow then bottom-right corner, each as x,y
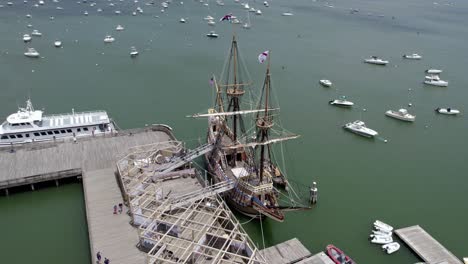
0,100 -> 115,146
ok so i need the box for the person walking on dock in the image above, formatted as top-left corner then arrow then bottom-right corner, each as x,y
104,257 -> 110,264
113,205 -> 117,214
118,203 -> 123,214
96,251 -> 102,263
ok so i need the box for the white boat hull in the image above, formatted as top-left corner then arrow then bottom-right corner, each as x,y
385,111 -> 415,122
424,80 -> 448,87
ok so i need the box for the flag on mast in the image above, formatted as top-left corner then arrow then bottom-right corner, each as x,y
258,50 -> 269,63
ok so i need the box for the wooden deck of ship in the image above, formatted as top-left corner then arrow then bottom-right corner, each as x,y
259,238 -> 334,264
395,225 -> 463,264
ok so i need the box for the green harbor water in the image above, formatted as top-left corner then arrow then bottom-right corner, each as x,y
1,0 -> 468,263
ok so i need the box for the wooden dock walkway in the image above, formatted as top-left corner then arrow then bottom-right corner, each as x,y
395,225 -> 463,264
83,168 -> 146,264
0,125 -> 173,191
259,238 -> 334,264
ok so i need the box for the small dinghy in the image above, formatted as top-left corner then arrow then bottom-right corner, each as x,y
23,34 -> 32,42
206,31 -> 218,38
54,40 -> 62,47
370,235 -> 393,244
179,18 -> 186,23
104,35 -> 115,43
372,229 -> 392,237
435,108 -> 460,115
326,244 -> 356,264
130,46 -> 139,57
374,220 -> 393,232
115,24 -> 124,31
319,79 -> 332,87
382,242 -> 400,254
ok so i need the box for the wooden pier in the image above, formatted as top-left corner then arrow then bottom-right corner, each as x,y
0,125 -> 174,193
259,238 -> 334,264
395,225 -> 463,264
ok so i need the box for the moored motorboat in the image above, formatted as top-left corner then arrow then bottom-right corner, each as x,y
31,29 -> 42,37
435,108 -> 460,115
207,19 -> 216,26
116,24 -> 124,31
203,15 -> 214,20
344,120 -> 378,138
382,242 -> 400,254
319,79 -> 332,87
255,9 -> 262,15
24,47 -> 40,58
426,69 -> 442,74
403,53 -> 422,60
206,31 -> 218,38
365,56 -> 389,65
370,235 -> 393,244
424,75 -> 448,87
385,109 -> 415,122
282,12 -> 293,16
23,34 -> 32,42
326,244 -> 356,264
179,18 -> 186,23
374,220 -> 393,232
104,35 -> 115,43
372,229 -> 392,237
54,40 -> 62,47
329,98 -> 354,107
130,46 -> 139,57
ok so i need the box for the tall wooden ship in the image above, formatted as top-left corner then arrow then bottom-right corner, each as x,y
196,36 -> 300,222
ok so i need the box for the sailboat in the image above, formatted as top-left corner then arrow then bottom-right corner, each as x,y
243,10 -> 251,29
192,36 -> 303,222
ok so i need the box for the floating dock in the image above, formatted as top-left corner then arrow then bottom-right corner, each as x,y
395,225 -> 463,264
259,238 -> 334,264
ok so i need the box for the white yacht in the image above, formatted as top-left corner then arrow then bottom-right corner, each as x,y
207,19 -> 216,26
385,109 -> 415,122
435,108 -> 460,115
319,79 -> 332,87
38,0 -> 44,5
329,98 -> 354,107
54,40 -> 62,47
116,24 -> 124,31
31,29 -> 42,37
203,15 -> 214,20
249,7 -> 256,13
264,1 -> 269,7
0,100 -> 115,146
104,35 -> 115,43
382,242 -> 400,254
24,48 -> 40,58
130,46 -> 139,57
403,53 -> 422,60
26,14 -> 32,18
282,12 -> 293,16
243,3 -> 249,9
364,56 -> 389,65
370,235 -> 393,244
344,120 -> 378,138
179,18 -> 186,23
426,69 -> 442,74
84,10 -> 88,15
255,9 -> 262,15
23,34 -> 32,42
114,10 -> 121,14
206,31 -> 218,38
374,220 -> 393,232
424,75 -> 448,87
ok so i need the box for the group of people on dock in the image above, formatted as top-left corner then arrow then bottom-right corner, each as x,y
96,251 -> 109,264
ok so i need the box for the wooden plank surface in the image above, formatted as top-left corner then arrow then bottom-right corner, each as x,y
296,252 -> 335,264
395,225 -> 462,264
83,168 -> 146,264
0,128 -> 172,187
259,238 -> 312,264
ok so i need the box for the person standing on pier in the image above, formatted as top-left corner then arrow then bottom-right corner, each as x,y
113,205 -> 117,214
104,257 -> 110,264
118,203 -> 123,214
96,251 -> 102,263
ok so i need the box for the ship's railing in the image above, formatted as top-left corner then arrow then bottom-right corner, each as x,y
238,180 -> 273,194
42,110 -> 109,119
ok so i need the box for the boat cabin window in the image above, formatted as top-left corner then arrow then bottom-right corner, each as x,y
53,130 -> 60,134
1,136 -> 8,139
77,128 -> 81,132
34,132 -> 40,136
60,130 -> 66,133
41,132 -> 47,136
25,134 -> 30,138
17,134 -> 23,138
47,131 -> 53,135
66,129 -> 72,133
83,127 -> 89,131
9,135 -> 16,139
